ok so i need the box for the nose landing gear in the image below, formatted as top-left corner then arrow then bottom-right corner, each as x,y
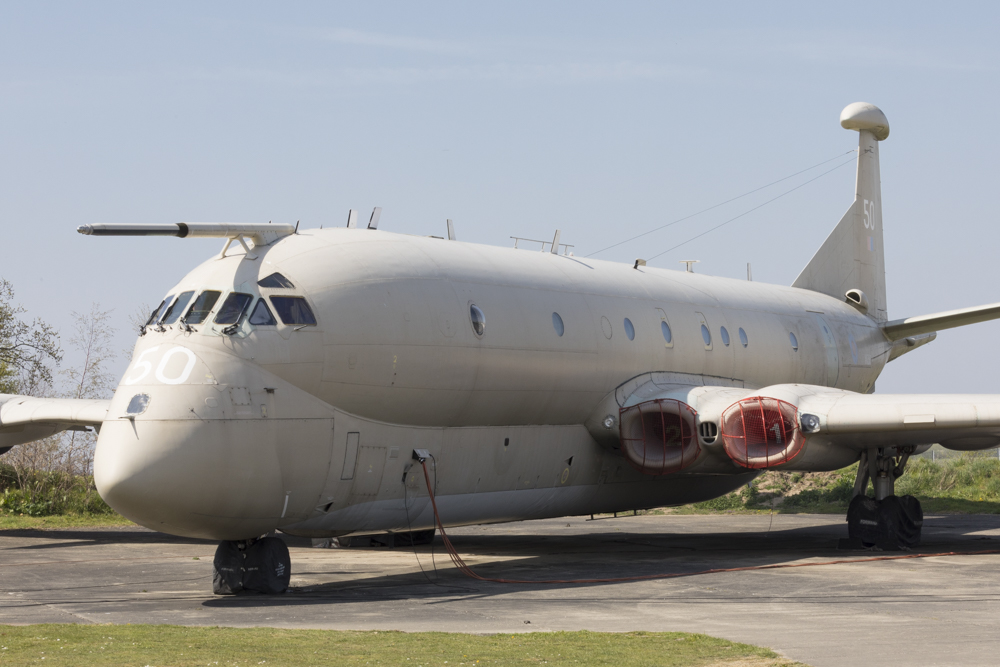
213,536 -> 292,595
844,447 -> 923,550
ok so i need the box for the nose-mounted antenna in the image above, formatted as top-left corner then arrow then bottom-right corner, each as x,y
77,222 -> 296,260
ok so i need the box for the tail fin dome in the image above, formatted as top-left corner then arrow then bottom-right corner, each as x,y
792,102 -> 889,323
840,102 -> 890,140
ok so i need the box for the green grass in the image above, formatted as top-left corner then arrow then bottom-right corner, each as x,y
0,464 -> 116,517
0,626 -> 804,666
676,455 -> 1000,515
0,513 -> 133,530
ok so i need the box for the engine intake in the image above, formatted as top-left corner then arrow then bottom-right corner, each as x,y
721,397 -> 804,469
618,399 -> 699,475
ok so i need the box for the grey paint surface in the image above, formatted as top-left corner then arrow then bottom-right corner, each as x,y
2,515 -> 1000,667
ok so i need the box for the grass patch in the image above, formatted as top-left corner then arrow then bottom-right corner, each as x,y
669,455 -> 1000,515
0,463 -> 127,529
0,513 -> 133,530
0,625 -> 804,666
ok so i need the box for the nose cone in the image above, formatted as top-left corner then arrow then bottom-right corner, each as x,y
95,418 -> 283,540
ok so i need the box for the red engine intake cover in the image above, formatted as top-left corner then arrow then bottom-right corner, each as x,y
618,399 -> 699,475
721,397 -> 804,469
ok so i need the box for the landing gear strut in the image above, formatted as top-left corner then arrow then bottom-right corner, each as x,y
844,447 -> 923,550
213,536 -> 291,595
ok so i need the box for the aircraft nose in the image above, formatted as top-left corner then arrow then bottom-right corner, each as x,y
94,409 -> 284,541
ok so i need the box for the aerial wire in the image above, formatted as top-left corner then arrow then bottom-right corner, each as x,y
644,154 -> 857,262
586,148 -> 857,258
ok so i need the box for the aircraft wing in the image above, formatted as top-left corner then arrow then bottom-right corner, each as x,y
604,375 -> 1000,475
0,394 -> 110,452
794,390 -> 1000,451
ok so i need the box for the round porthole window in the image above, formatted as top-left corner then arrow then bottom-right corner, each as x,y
720,326 -> 731,347
469,304 -> 485,337
552,312 -> 565,337
701,324 -> 712,346
661,320 -> 672,344
624,318 -> 635,341
789,331 -> 799,351
739,327 -> 748,347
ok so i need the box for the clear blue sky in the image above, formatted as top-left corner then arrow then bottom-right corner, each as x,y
2,2 -> 998,394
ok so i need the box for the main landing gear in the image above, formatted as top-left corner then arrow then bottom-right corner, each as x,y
213,536 -> 292,595
843,447 -> 923,550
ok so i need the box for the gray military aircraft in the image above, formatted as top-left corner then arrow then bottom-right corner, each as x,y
4,102 -> 1000,593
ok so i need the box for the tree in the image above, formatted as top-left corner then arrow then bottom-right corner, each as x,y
60,304 -> 117,476
0,278 -> 61,395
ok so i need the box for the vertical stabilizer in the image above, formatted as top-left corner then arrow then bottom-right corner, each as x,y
792,102 -> 890,323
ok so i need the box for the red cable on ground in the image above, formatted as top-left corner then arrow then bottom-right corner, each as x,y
418,460 -> 1000,585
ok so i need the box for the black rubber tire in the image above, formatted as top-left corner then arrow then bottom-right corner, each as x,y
212,541 -> 245,595
242,537 -> 291,595
847,495 -> 923,550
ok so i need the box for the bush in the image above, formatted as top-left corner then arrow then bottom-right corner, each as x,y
0,463 -> 114,516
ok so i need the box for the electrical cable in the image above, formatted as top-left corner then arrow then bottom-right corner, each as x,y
403,467 -> 444,587
586,149 -> 857,258
417,460 -> 1000,585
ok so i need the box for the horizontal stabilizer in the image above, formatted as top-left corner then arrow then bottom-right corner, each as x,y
881,302 -> 1000,341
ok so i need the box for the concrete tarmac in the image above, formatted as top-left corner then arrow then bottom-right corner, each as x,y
2,513 -> 1000,667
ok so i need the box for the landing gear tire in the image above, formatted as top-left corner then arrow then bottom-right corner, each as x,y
846,494 -> 923,550
843,446 -> 923,551
213,536 -> 291,595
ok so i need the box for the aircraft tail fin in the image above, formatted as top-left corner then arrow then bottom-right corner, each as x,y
792,103 -> 890,323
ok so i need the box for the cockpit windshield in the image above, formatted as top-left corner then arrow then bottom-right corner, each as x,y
160,291 -> 194,325
214,293 -> 253,325
185,290 -> 222,324
270,296 -> 317,326
146,296 -> 173,326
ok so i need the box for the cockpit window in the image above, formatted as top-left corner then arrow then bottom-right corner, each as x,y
185,290 -> 222,324
161,291 -> 194,325
248,299 -> 277,326
258,272 -> 295,289
146,297 -> 172,326
213,292 -> 253,325
270,296 -> 317,326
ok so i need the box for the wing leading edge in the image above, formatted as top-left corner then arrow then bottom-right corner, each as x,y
0,394 -> 110,453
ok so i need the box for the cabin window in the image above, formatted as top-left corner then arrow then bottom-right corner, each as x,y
185,290 -> 222,324
789,331 -> 799,351
161,291 -> 194,325
624,318 -> 635,341
700,324 -> 712,346
552,312 -> 565,337
248,299 -> 277,326
661,320 -> 672,344
146,297 -> 172,326
258,272 -> 295,289
214,292 -> 253,325
720,326 -> 731,347
271,296 -> 318,326
739,327 -> 749,347
469,304 -> 485,337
